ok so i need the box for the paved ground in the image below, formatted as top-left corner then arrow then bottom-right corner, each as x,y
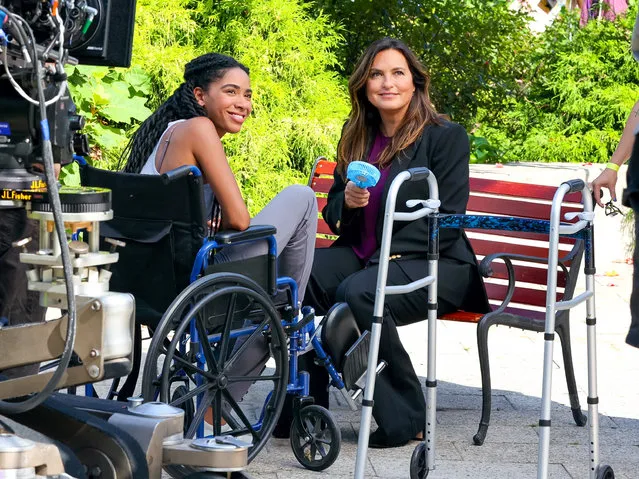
244,163 -> 639,479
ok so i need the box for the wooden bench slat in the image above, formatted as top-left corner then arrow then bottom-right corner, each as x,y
497,305 -> 546,321
313,160 -> 336,176
469,177 -> 582,203
485,261 -> 567,288
466,228 -> 576,245
470,238 -> 557,261
310,177 -> 334,193
441,305 -> 546,322
317,221 -> 333,235
484,282 -> 560,307
315,237 -> 335,249
467,195 -> 582,220
316,197 -> 328,211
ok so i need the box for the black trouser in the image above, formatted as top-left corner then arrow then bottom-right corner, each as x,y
0,208 -> 46,378
627,209 -> 639,347
624,134 -> 639,348
303,246 -> 472,443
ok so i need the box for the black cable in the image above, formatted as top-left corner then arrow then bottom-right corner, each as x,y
0,9 -> 78,415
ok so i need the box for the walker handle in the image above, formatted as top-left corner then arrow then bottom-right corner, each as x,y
407,167 -> 430,182
562,179 -> 586,194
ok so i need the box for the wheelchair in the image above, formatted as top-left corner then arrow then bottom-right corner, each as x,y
80,163 -> 377,475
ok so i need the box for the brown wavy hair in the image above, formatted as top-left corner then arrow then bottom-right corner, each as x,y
337,37 -> 442,176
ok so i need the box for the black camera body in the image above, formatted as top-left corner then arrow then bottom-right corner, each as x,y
0,0 -> 136,197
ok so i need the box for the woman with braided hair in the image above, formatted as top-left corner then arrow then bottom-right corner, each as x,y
122,52 -> 317,304
121,53 -> 318,428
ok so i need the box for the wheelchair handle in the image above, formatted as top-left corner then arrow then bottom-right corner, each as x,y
161,165 -> 202,184
562,179 -> 586,194
407,167 -> 431,182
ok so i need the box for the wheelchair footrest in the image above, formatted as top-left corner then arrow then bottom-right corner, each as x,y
349,360 -> 387,402
342,330 -> 371,391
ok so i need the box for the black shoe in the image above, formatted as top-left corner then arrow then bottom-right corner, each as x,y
368,429 -> 409,449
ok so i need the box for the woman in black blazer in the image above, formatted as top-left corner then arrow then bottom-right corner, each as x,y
304,37 -> 490,448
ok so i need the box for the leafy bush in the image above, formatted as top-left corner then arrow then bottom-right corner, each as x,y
475,5 -> 639,163
306,0 -> 532,127
66,66 -> 153,170
126,0 -> 349,213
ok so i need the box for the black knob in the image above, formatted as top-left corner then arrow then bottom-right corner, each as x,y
73,133 -> 90,156
69,114 -> 85,131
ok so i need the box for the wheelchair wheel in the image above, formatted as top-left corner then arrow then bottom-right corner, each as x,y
141,273 -> 288,476
171,384 -> 194,434
290,405 -> 341,471
409,441 -> 429,479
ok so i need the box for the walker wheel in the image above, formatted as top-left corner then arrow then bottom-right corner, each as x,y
410,441 -> 429,479
290,405 -> 341,471
596,465 -> 614,479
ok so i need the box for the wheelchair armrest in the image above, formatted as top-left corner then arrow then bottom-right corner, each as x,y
161,165 -> 202,184
213,225 -> 277,245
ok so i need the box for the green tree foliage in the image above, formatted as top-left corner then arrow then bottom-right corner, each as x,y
306,0 -> 532,126
476,6 -> 639,163
66,66 -> 153,169
130,0 -> 349,213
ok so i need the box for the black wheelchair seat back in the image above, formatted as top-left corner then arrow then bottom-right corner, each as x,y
80,164 -> 206,329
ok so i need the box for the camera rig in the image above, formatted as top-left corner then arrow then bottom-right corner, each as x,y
0,3 -> 251,477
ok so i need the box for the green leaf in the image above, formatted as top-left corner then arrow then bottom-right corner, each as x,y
59,162 -> 81,187
101,95 -> 152,123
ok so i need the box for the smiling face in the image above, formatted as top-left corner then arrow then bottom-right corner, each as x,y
195,67 -> 252,137
365,49 -> 415,125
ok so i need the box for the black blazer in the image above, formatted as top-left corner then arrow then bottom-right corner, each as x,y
323,120 -> 490,313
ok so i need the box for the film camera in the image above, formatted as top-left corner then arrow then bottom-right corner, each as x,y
0,0 -> 140,403
0,0 -> 136,199
0,5 -> 251,478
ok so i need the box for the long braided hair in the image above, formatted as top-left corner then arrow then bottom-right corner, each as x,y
121,53 -> 250,235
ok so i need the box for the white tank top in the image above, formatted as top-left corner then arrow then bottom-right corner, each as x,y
140,119 -> 215,216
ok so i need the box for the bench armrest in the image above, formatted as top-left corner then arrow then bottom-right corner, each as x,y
212,225 -> 277,245
479,252 -> 570,313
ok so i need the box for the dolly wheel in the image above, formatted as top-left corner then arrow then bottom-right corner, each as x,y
410,441 -> 429,479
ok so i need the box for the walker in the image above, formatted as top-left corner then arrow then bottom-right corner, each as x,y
534,179 -> 613,479
353,166 -> 441,479
353,175 -> 614,479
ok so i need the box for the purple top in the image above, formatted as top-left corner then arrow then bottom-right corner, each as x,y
352,132 -> 391,262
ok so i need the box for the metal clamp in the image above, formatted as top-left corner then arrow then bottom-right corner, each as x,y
564,211 -> 595,222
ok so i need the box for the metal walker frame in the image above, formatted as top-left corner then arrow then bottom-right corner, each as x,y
353,174 -> 614,479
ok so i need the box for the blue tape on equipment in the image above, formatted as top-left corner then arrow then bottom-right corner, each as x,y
40,119 -> 50,141
0,122 -> 10,136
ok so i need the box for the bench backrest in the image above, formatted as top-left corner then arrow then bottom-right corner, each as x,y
308,158 -> 585,320
308,157 -> 338,248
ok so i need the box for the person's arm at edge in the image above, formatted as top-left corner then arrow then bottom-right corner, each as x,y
591,99 -> 639,207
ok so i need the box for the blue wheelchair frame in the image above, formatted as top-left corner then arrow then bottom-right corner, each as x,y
186,229 -> 345,438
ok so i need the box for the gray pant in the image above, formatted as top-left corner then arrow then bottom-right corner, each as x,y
214,184 -> 317,302
213,184 -> 317,400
